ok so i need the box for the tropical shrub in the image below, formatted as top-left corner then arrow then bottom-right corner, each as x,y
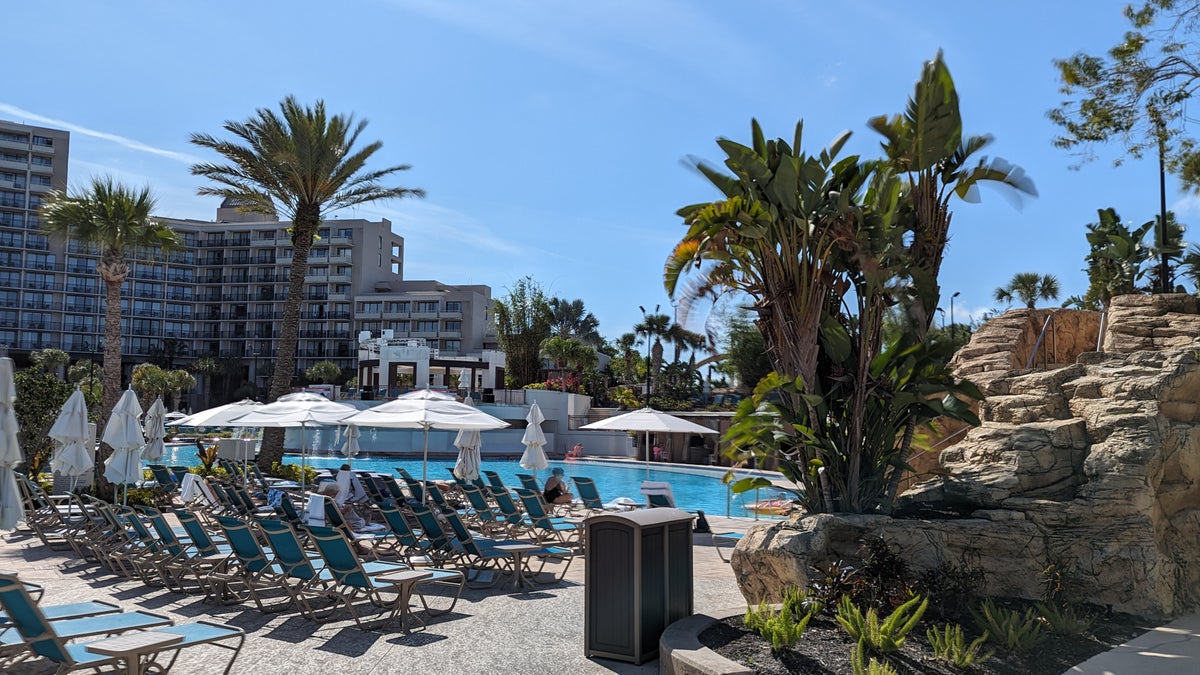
850,640 -> 897,675
1037,602 -> 1094,636
743,601 -> 812,652
927,622 -> 993,666
971,599 -> 1044,652
835,594 -> 928,654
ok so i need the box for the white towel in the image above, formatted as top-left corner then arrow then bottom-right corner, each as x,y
180,473 -> 201,502
334,472 -> 351,506
306,494 -> 326,526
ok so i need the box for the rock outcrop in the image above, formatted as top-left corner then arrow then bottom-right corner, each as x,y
731,297 -> 1200,619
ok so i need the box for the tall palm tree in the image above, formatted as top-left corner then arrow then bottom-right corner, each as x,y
190,96 -> 423,468
633,313 -> 671,398
616,332 -> 638,385
548,297 -> 602,345
994,272 -> 1061,309
40,177 -> 180,426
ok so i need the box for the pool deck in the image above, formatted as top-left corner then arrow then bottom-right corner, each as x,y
0,513 -> 756,674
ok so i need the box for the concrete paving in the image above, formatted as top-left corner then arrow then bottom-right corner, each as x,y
0,514 -> 756,674
1066,612 -> 1200,675
6,512 -> 1195,674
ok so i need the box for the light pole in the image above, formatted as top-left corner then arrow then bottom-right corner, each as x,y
638,304 -> 658,408
950,292 -> 961,341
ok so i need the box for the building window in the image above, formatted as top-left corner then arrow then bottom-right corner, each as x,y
415,320 -> 438,332
445,301 -> 462,312
26,253 -> 54,270
386,320 -> 409,331
0,191 -> 24,208
443,320 -> 462,331
25,272 -> 53,289
358,301 -> 381,314
443,339 -> 461,352
0,132 -> 25,143
30,174 -> 51,187
31,155 -> 51,167
32,135 -> 54,147
0,212 -> 24,228
415,301 -> 438,313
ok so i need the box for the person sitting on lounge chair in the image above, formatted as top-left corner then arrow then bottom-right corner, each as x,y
319,481 -> 369,531
542,467 -> 574,505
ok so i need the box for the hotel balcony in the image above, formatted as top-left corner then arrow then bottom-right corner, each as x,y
411,330 -> 439,339
411,312 -> 438,320
439,311 -> 462,319
28,182 -> 51,193
0,138 -> 29,153
328,273 -> 351,283
328,292 -> 348,301
0,157 -> 26,172
382,311 -> 409,319
329,253 -> 353,264
304,273 -> 328,283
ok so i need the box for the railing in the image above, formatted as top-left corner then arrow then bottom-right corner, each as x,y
1025,312 -> 1058,370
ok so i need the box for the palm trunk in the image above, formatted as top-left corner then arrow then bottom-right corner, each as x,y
96,274 -> 124,497
259,208 -> 319,469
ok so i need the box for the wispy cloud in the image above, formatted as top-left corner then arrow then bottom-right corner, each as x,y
0,103 -> 203,164
379,0 -> 756,82
354,200 -> 528,257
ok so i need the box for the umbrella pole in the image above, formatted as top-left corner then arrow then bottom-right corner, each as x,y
300,425 -> 308,493
421,425 -> 429,504
645,431 -> 651,480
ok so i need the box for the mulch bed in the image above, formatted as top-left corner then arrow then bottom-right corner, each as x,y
699,605 -> 1151,674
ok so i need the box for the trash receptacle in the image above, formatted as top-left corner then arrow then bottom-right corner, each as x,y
584,507 -> 694,664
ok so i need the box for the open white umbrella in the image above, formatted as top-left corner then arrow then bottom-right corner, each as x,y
172,399 -> 263,428
340,423 -> 361,469
142,398 -> 167,463
103,389 -> 145,504
453,428 -> 482,482
519,401 -> 549,480
0,358 -> 24,530
225,392 -> 356,492
341,387 -> 508,499
580,407 -> 718,479
50,388 -> 93,491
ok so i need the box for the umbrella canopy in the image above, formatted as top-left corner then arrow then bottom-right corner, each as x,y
225,392 -> 357,492
49,389 -> 93,483
0,358 -> 23,530
580,407 -> 718,478
163,410 -> 189,424
103,389 -> 145,491
340,423 -> 361,468
342,389 -> 508,491
452,428 -> 482,481
519,401 -> 549,473
224,392 -> 355,428
142,398 -> 167,462
458,368 -> 471,390
173,399 -> 263,428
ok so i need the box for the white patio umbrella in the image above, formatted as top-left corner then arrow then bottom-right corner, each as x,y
0,358 -> 24,530
162,410 -> 189,425
142,398 -> 167,463
341,388 -> 508,500
519,401 -> 549,481
580,407 -> 718,479
340,423 -> 361,469
49,388 -> 93,491
102,389 -> 145,504
225,392 -> 356,492
172,399 -> 263,428
452,428 -> 482,482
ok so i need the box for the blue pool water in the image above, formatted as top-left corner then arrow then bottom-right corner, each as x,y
157,444 -> 790,519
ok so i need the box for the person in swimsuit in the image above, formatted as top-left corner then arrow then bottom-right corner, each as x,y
542,467 -> 574,504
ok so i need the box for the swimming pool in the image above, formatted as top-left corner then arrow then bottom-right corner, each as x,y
157,444 -> 791,519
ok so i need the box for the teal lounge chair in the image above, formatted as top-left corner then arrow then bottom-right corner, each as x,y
0,572 -> 243,675
459,485 -> 505,535
435,506 -> 575,587
147,465 -> 179,495
514,489 -> 585,549
482,470 -> 507,492
306,524 -> 464,629
375,503 -> 440,566
572,476 -> 632,513
209,514 -> 291,612
515,473 -> 540,494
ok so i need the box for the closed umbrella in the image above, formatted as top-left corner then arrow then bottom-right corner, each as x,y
453,428 -> 482,481
0,358 -> 23,530
520,401 -> 549,481
580,407 -> 718,479
142,398 -> 167,463
49,388 -> 93,491
341,387 -> 508,501
340,423 -> 361,469
103,389 -> 145,504
225,392 -> 356,492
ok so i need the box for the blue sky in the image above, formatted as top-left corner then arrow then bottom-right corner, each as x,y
3,1 -> 1188,342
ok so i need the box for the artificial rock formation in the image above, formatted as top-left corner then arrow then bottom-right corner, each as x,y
731,297 -> 1200,618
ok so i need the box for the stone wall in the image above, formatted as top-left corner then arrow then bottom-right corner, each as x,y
731,297 -> 1200,619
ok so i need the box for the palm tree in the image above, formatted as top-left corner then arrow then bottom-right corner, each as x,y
994,272 -> 1061,309
29,348 -> 70,377
548,298 -> 602,345
40,177 -> 180,427
633,313 -> 671,398
305,360 -> 342,384
615,332 -> 639,385
190,96 -> 423,468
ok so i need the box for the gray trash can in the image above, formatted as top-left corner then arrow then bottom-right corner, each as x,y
584,507 -> 694,664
